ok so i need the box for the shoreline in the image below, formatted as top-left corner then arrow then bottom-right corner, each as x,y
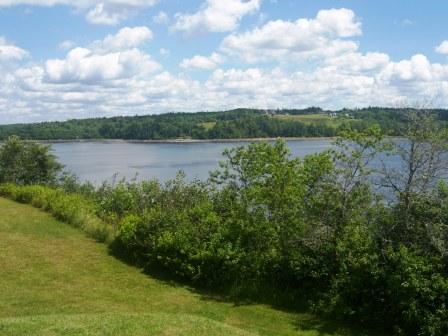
37,137 -> 337,144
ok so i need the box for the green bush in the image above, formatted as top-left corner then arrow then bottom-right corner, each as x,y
0,136 -> 62,185
321,244 -> 448,336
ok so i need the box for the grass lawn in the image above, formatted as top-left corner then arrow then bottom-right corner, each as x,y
0,197 -> 382,336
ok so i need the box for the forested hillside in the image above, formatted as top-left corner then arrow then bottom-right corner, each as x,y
0,107 -> 447,140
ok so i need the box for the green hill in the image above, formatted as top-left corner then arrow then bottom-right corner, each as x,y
0,197 -> 376,336
1,107 -> 445,140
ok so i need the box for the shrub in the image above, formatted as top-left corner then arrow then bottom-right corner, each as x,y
0,136 -> 62,185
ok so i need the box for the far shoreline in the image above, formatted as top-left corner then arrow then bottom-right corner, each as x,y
36,137 -> 337,144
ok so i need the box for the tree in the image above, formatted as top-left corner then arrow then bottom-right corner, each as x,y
374,111 -> 448,252
0,136 -> 63,185
380,111 -> 448,204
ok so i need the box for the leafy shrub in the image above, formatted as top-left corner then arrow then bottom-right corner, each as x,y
0,136 -> 62,185
322,244 -> 448,336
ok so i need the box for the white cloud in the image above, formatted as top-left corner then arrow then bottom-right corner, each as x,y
220,8 -> 361,62
173,0 -> 261,34
436,41 -> 448,55
203,59 -> 448,111
180,53 -> 223,70
0,37 -> 28,62
153,11 -> 169,25
204,67 -> 381,108
59,40 -> 76,51
41,27 -> 158,85
0,0 -> 159,25
100,26 -> 153,51
7,65 -> 203,122
45,47 -> 160,83
315,8 -> 361,37
85,3 -> 126,25
325,52 -> 390,73
380,54 -> 435,82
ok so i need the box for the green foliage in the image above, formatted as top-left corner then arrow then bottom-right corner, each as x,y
0,136 -> 62,185
321,243 -> 448,335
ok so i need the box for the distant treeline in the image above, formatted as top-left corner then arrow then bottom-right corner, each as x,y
1,107 -> 447,140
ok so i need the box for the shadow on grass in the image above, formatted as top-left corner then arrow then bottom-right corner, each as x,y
198,290 -> 384,336
108,241 -> 387,336
291,315 -> 381,336
109,243 -> 387,336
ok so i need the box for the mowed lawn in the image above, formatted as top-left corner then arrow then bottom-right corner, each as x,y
0,197 -> 380,336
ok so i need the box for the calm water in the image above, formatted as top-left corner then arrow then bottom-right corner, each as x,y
51,140 -> 333,184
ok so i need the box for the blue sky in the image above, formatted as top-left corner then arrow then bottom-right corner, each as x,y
1,0 -> 448,123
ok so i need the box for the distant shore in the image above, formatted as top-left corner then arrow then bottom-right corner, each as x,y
37,137 -> 337,144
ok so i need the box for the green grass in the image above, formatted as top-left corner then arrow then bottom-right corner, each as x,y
198,121 -> 217,130
273,114 -> 354,127
0,197 -> 383,336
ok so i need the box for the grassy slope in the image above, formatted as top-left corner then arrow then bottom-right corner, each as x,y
0,198 -> 381,336
274,114 -> 333,123
273,114 -> 353,127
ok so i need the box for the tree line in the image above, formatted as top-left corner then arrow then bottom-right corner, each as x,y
1,107 -> 447,140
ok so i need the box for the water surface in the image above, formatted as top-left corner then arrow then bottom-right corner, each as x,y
52,140 -> 333,184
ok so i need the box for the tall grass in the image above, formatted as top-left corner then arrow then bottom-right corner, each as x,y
0,183 -> 114,243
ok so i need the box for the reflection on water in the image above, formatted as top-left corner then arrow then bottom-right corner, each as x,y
51,140 -> 333,184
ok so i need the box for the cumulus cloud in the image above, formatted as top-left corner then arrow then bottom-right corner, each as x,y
180,53 -> 223,70
436,41 -> 448,55
99,26 -> 153,51
173,0 -> 261,34
85,3 -> 126,25
0,37 -> 28,62
0,0 -> 159,25
378,54 -> 448,84
220,8 -> 361,62
46,27 -> 157,85
3,26 -> 157,89
325,52 -> 390,73
204,67 -> 381,108
45,47 -> 160,84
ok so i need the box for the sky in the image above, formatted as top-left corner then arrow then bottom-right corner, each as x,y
1,0 -> 448,124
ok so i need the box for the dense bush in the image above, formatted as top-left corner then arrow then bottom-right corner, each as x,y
0,136 -> 62,185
